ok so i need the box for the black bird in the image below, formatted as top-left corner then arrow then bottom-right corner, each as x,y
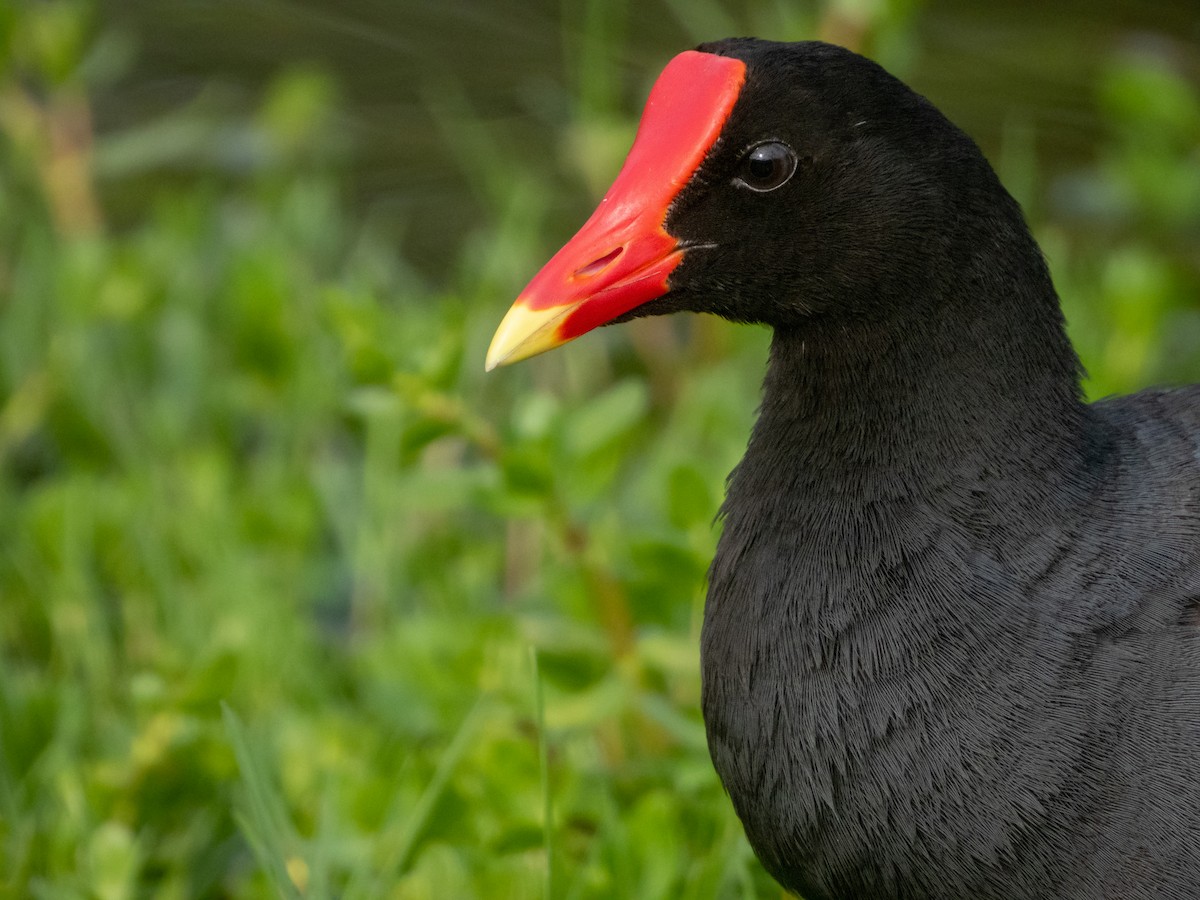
486,39 -> 1200,899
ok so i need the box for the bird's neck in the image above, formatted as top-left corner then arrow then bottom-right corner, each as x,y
710,275 -> 1100,652
742,283 -> 1091,527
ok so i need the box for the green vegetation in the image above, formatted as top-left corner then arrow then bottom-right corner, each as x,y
0,2 -> 1197,897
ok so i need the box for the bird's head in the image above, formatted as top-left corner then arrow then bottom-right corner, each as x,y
486,38 -> 1009,370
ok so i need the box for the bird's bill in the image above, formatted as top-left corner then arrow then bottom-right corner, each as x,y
485,50 -> 746,370
484,220 -> 683,370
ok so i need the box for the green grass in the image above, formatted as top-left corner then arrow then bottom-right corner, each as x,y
1,2 -> 1198,898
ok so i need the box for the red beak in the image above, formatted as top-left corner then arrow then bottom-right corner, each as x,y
486,50 -> 746,370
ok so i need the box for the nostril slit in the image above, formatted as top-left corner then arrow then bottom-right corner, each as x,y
574,247 -> 623,279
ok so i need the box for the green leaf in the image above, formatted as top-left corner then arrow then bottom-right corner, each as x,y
561,379 -> 649,460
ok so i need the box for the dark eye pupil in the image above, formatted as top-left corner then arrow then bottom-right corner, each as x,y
740,142 -> 797,192
748,153 -> 779,181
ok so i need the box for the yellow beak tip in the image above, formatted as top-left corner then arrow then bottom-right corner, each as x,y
485,301 -> 573,371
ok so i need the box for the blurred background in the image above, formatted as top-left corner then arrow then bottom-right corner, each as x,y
1,1 -> 1197,897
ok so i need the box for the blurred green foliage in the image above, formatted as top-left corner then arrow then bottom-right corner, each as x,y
0,1 -> 1197,898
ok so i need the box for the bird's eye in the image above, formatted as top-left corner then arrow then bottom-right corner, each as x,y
735,142 -> 798,192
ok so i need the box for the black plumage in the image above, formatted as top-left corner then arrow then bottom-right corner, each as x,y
676,39 -> 1200,900
492,38 -> 1200,899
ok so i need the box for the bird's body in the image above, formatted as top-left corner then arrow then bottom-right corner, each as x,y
707,327 -> 1200,898
488,38 -> 1200,899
